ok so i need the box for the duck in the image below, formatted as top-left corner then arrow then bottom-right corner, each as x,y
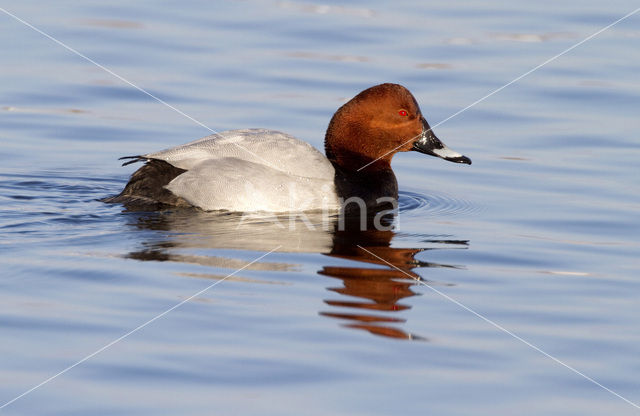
104,83 -> 471,212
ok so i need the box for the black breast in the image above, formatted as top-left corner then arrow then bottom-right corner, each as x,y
333,166 -> 399,215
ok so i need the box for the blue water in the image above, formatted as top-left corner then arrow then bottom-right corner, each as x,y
1,1 -> 640,415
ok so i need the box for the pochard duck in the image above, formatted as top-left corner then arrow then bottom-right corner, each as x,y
105,83 -> 471,212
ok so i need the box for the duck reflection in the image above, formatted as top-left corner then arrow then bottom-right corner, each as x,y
121,209 -> 467,341
320,219 -> 465,340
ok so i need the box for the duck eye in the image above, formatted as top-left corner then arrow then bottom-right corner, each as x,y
398,110 -> 408,117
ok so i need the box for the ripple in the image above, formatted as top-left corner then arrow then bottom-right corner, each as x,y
398,190 -> 478,217
0,171 -> 122,244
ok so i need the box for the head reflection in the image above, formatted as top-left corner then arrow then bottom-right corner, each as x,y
320,218 -> 466,340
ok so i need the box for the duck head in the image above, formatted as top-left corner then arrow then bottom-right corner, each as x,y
325,83 -> 471,171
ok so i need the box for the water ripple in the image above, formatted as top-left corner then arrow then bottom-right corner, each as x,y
398,190 -> 478,217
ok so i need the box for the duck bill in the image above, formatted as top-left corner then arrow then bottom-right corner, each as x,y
412,118 -> 471,165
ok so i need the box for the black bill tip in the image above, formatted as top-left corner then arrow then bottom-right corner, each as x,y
447,155 -> 472,165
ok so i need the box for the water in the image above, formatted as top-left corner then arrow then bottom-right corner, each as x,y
1,1 -> 640,414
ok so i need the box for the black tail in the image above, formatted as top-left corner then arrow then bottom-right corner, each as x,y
102,159 -> 191,210
119,155 -> 146,166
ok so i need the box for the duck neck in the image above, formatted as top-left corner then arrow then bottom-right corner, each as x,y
329,157 -> 399,209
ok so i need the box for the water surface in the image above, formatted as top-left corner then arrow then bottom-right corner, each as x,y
1,1 -> 640,415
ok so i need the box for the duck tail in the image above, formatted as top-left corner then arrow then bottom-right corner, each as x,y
118,155 -> 146,166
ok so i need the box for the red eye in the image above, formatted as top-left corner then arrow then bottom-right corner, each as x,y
398,110 -> 408,116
